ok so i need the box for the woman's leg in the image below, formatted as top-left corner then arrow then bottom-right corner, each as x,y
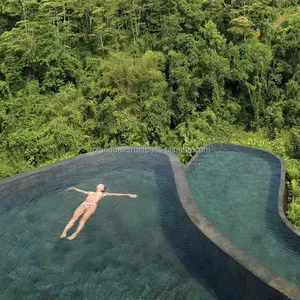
67,206 -> 97,240
60,205 -> 86,238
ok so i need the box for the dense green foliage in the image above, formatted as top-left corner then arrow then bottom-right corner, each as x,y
1,0 -> 300,228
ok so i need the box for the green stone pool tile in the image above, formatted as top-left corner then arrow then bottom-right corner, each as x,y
188,210 -> 210,229
201,224 -> 222,239
246,261 -> 279,283
270,276 -> 300,299
210,234 -> 248,261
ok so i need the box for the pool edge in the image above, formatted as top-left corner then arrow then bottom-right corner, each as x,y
0,147 -> 179,186
279,178 -> 300,237
183,143 -> 300,300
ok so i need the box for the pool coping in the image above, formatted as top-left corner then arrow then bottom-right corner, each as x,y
280,180 -> 300,237
1,145 -> 300,299
0,147 -> 177,186
0,146 -> 191,198
183,143 -> 300,300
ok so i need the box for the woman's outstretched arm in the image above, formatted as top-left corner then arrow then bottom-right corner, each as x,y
68,187 -> 90,195
103,193 -> 137,198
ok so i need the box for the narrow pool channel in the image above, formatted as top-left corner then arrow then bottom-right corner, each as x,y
186,144 -> 300,286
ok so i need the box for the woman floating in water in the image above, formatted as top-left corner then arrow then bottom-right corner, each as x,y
60,184 -> 137,240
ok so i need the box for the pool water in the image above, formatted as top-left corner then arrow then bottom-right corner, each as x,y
0,152 -> 218,300
186,146 -> 300,286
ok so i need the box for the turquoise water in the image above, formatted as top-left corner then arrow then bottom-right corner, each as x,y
0,153 -> 218,300
186,146 -> 300,285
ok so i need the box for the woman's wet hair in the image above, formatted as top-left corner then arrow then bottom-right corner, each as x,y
97,184 -> 107,191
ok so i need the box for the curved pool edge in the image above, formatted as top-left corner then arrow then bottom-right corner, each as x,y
0,147 -> 179,187
279,182 -> 300,237
183,143 -> 300,300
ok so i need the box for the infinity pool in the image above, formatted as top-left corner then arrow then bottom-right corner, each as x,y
0,151 -> 219,300
186,145 -> 300,286
0,148 -> 292,299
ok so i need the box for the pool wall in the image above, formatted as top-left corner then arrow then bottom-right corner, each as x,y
183,143 -> 300,300
279,178 -> 300,237
0,146 -> 298,299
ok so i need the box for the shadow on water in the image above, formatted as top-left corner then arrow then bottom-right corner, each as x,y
155,155 -> 288,300
50,238 -> 75,263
